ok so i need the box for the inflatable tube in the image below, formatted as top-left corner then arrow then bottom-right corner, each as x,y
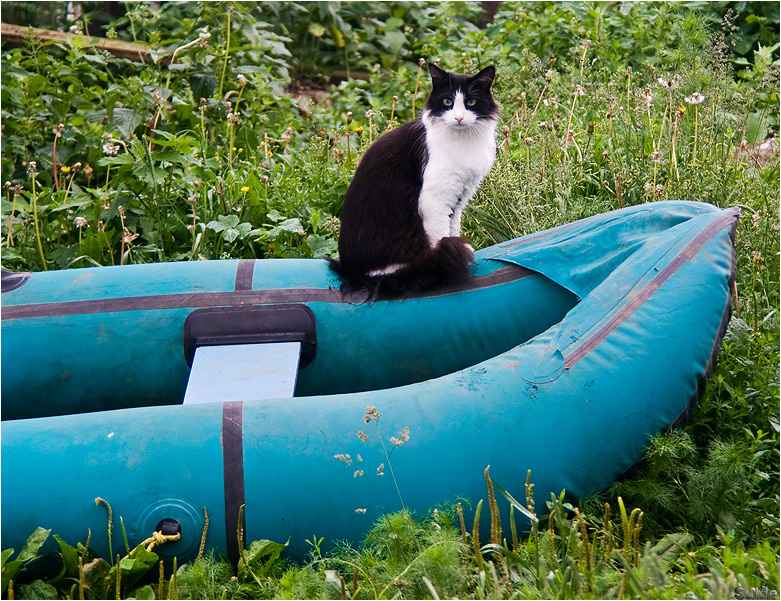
2,254 -> 574,420
1,201 -> 738,563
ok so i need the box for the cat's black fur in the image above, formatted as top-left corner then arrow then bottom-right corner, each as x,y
329,64 -> 499,298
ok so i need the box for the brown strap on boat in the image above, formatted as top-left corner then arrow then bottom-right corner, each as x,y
222,401 -> 246,565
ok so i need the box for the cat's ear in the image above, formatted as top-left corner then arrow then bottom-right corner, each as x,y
472,66 -> 495,87
428,63 -> 450,86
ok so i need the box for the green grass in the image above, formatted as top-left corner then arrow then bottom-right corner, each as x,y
1,1 -> 779,599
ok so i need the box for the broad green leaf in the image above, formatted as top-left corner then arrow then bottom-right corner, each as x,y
385,17 -> 404,30
54,535 -> 79,576
745,111 -> 770,145
206,220 -> 227,233
2,557 -> 23,593
241,539 -> 289,578
220,214 -> 240,227
97,154 -> 135,166
1,549 -> 15,569
49,198 -> 94,212
112,108 -> 146,139
307,234 -> 337,258
268,218 -> 304,238
266,209 -> 285,222
308,23 -> 326,38
652,533 -> 694,568
131,584 -> 156,600
110,545 -> 158,591
244,538 -> 288,563
383,29 -> 406,54
150,149 -> 194,165
223,228 -> 240,243
17,580 -> 58,600
18,528 -> 50,562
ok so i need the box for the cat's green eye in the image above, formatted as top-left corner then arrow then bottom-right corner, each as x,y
442,98 -> 453,107
466,98 -> 477,107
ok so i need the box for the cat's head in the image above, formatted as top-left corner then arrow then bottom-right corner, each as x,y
424,64 -> 499,129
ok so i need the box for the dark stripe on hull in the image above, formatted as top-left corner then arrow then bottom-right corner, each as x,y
563,209 -> 738,368
234,259 -> 255,291
1,264 -> 532,321
222,401 -> 246,565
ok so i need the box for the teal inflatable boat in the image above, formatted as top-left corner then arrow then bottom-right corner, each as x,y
1,201 -> 737,562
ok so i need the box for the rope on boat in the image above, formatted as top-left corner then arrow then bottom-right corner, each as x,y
142,530 -> 181,553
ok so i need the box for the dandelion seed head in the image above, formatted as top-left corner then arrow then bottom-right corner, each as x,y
685,92 -> 705,105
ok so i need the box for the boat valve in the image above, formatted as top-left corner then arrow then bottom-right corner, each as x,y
155,518 -> 181,537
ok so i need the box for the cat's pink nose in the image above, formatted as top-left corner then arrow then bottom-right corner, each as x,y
455,117 -> 463,123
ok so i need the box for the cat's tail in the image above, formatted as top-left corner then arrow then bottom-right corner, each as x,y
328,237 -> 475,299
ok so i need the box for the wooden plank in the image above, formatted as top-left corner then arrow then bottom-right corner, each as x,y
183,342 -> 302,404
1,22 -> 151,62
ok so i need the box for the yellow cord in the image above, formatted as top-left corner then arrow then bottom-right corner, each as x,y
141,530 -> 181,554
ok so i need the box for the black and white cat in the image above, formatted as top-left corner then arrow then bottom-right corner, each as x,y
329,64 -> 500,297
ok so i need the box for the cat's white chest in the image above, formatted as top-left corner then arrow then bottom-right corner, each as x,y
417,114 -> 497,245
423,121 -> 497,186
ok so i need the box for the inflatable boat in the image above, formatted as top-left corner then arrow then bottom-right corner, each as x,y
1,201 -> 738,562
